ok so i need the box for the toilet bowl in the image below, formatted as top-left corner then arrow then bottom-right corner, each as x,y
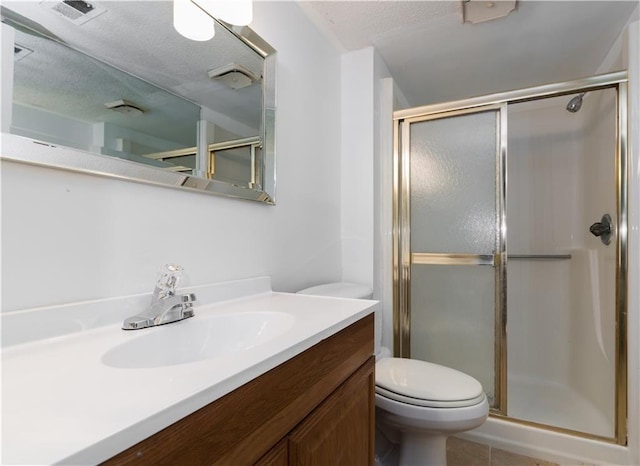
297,282 -> 489,466
375,357 -> 489,466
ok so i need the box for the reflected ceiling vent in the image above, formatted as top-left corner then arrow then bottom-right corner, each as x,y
462,0 -> 516,24
105,99 -> 145,117
40,0 -> 106,25
13,44 -> 33,62
208,63 -> 259,90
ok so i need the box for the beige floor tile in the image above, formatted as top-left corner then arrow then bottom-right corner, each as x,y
490,448 -> 559,466
447,437 -> 491,466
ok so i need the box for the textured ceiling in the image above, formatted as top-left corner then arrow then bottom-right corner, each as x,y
300,1 -> 461,50
3,0 -> 638,124
301,0 -> 638,107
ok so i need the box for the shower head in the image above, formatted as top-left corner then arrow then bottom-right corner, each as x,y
566,92 -> 586,113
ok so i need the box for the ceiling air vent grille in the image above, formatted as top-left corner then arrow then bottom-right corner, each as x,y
40,0 -> 106,25
13,44 -> 34,61
207,63 -> 259,90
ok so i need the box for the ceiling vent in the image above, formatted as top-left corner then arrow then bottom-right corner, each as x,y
40,0 -> 106,25
462,0 -> 516,24
14,44 -> 34,62
105,99 -> 145,117
208,63 -> 259,90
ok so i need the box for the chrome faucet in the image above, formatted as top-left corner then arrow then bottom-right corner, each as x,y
122,264 -> 196,330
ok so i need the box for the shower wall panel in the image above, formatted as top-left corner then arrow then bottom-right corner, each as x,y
507,90 -> 617,437
569,87 -> 617,435
507,98 -> 584,386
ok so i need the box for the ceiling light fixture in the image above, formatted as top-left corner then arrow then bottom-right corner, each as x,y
173,0 -> 215,41
192,0 -> 253,27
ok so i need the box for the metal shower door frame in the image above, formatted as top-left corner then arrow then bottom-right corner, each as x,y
393,70 -> 628,443
394,103 -> 508,413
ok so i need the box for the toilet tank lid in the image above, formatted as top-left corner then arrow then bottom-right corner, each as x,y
297,282 -> 372,299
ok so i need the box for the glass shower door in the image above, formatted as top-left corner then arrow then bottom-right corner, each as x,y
398,107 -> 506,410
506,88 -> 620,438
394,72 -> 627,443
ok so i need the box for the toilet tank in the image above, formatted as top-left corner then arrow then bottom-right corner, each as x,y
297,282 -> 373,300
298,282 -> 389,360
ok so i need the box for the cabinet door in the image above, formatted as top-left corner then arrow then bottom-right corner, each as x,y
289,357 -> 374,466
255,439 -> 288,466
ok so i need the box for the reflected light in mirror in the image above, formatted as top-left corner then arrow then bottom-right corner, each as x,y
174,0 -> 215,41
194,0 -> 253,26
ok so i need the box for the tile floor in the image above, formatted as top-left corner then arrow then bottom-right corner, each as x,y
447,437 -> 559,466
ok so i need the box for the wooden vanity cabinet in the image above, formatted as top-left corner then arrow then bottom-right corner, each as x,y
287,356 -> 374,465
255,439 -> 288,466
104,314 -> 374,466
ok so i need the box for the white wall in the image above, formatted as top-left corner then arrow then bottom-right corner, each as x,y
341,48 -> 375,289
341,47 -> 398,352
0,2 -> 344,312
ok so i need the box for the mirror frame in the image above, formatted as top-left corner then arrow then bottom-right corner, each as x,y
1,19 -> 277,204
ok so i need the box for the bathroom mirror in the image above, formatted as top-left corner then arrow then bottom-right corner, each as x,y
1,1 -> 276,203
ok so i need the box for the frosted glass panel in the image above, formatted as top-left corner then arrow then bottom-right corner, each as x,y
410,112 -> 498,254
410,265 -> 496,406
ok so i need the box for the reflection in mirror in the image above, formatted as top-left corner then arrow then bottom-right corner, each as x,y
1,1 -> 276,203
146,136 -> 262,187
9,22 -> 201,171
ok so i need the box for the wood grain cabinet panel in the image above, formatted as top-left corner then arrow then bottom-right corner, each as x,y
289,357 -> 375,466
103,314 -> 374,466
255,439 -> 288,466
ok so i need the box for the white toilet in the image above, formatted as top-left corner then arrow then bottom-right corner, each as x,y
297,282 -> 489,466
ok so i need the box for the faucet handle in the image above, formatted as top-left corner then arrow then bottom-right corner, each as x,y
154,264 -> 184,300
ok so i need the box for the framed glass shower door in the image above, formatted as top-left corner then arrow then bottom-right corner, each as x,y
395,106 -> 507,412
393,71 -> 628,444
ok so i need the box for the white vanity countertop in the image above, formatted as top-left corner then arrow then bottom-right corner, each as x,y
2,285 -> 377,465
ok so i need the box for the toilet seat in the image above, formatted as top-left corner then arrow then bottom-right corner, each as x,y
375,385 -> 485,408
376,358 -> 486,408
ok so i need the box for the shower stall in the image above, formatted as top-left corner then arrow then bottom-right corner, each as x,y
393,71 -> 628,445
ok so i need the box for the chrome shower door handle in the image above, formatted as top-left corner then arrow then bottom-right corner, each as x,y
589,214 -> 613,245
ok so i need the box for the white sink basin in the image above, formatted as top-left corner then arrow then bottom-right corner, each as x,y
102,311 -> 295,369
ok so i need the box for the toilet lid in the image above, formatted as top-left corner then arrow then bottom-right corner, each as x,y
375,358 -> 486,408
